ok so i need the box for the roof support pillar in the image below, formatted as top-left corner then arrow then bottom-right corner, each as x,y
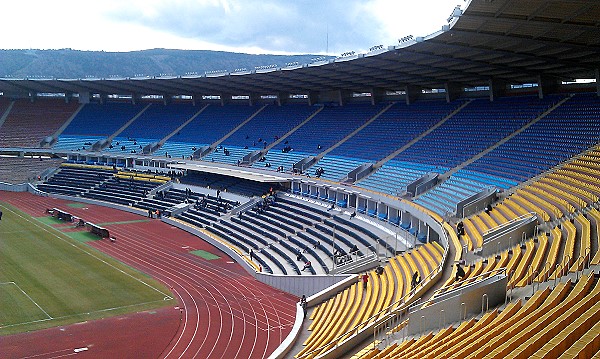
308,91 -> 318,106
249,93 -> 260,106
537,75 -> 559,99
371,87 -> 386,105
277,91 -> 289,106
405,85 -> 421,105
220,93 -> 232,106
163,94 -> 172,105
595,68 -> 600,97
338,89 -> 353,106
489,78 -> 507,102
99,93 -> 108,104
444,82 -> 462,103
78,91 -> 90,104
132,93 -> 141,105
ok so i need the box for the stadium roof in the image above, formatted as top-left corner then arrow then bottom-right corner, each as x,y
1,0 -> 599,97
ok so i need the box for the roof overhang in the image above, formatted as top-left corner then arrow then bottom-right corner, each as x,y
0,0 -> 598,97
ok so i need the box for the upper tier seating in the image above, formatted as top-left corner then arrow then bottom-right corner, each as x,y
105,103 -> 200,154
393,95 -> 561,168
0,99 -> 78,148
159,104 -> 259,159
54,102 -> 146,151
465,93 -> 600,182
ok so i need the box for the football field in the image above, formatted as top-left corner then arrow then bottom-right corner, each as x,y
0,202 -> 174,336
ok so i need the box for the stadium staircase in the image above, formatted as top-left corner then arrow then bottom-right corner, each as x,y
369,99 -> 472,174
0,100 -> 14,130
93,104 -> 151,151
246,106 -> 324,166
199,104 -> 267,159
441,94 -> 573,180
152,104 -> 210,154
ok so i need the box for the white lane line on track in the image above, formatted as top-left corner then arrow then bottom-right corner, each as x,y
12,196 -> 296,359
113,225 -> 298,359
98,226 -> 263,358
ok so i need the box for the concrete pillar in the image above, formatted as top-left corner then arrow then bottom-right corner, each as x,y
131,94 -> 138,105
308,91 -> 319,106
277,91 -> 290,106
489,78 -> 507,102
78,91 -> 90,104
338,89 -> 353,106
595,68 -> 600,97
163,94 -> 172,105
220,93 -> 232,106
99,93 -> 108,104
538,75 -> 559,99
405,85 -> 421,105
444,82 -> 462,103
249,93 -> 261,106
371,87 -> 386,105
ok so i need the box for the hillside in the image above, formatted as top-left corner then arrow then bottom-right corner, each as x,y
0,48 -> 329,79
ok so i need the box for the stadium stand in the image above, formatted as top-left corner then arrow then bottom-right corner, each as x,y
0,99 -> 79,148
159,104 -> 259,159
296,242 -> 444,358
0,157 -> 63,184
53,103 -> 147,151
357,273 -> 598,359
104,103 -> 200,154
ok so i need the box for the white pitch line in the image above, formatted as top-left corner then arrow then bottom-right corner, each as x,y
10,281 -> 53,319
0,204 -> 173,300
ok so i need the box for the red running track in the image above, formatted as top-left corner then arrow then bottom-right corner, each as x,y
1,192 -> 298,359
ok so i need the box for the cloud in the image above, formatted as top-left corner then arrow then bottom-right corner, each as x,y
0,0 -> 459,54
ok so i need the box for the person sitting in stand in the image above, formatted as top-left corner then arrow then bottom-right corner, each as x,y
301,260 -> 312,271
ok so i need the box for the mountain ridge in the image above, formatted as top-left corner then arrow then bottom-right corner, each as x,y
0,48 -> 331,79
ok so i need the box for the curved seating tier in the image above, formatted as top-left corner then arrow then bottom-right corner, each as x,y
296,242 -> 444,358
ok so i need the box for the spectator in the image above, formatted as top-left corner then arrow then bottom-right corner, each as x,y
455,263 -> 466,281
376,265 -> 384,276
0,209 -> 3,221
302,261 -> 312,271
411,271 -> 420,288
361,273 -> 369,289
300,295 -> 307,317
249,249 -> 254,261
350,211 -> 356,220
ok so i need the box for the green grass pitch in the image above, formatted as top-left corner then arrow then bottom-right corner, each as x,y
0,202 -> 175,336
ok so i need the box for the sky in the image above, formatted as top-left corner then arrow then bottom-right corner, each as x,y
1,0 -> 462,55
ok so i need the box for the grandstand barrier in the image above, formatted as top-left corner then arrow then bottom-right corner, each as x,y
267,302 -> 305,359
42,192 -> 148,216
142,142 -> 160,154
406,172 -> 439,197
91,138 -> 110,151
230,197 -> 262,215
329,252 -> 378,274
406,270 -> 507,336
346,163 -> 373,183
149,180 -> 173,196
293,156 -> 317,173
193,145 -> 212,159
255,272 -> 354,298
0,181 -> 28,192
164,202 -> 191,217
478,213 -> 538,256
456,187 -> 497,218
241,149 -> 263,165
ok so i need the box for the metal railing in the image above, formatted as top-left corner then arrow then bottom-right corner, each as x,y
295,239 -> 449,359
